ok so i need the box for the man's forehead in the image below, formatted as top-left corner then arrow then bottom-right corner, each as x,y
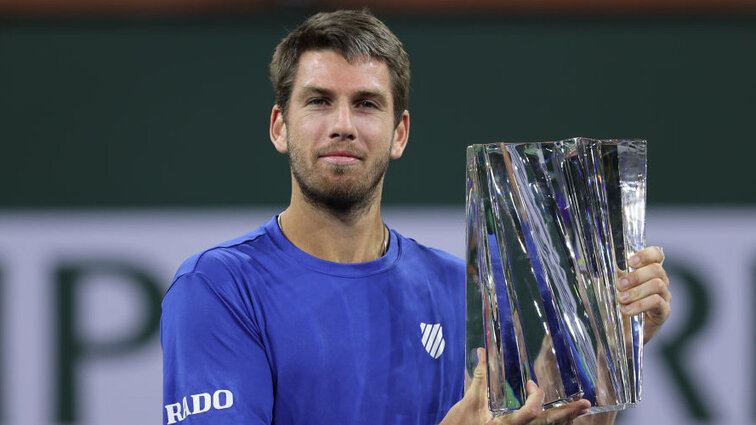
292,50 -> 391,93
298,48 -> 386,68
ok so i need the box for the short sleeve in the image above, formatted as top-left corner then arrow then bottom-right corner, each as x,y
161,270 -> 273,425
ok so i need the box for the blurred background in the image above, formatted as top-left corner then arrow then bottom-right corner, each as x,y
1,0 -> 755,424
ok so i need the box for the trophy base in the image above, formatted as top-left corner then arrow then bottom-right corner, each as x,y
491,393 -> 638,418
584,402 -> 637,416
491,400 -> 636,419
490,393 -> 586,418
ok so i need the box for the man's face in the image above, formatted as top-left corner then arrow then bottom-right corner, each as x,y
270,49 -> 409,212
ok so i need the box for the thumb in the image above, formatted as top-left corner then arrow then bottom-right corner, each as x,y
465,347 -> 488,409
439,348 -> 494,425
502,380 -> 544,424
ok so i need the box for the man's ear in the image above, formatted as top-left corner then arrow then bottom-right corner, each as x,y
270,104 -> 288,154
390,110 -> 410,160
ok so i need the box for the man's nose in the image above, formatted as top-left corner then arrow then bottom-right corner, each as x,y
329,102 -> 356,140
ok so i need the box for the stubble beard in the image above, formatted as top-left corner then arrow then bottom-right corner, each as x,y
288,135 -> 390,217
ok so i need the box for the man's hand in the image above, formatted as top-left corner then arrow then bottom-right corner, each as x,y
440,348 -> 591,425
617,246 -> 671,343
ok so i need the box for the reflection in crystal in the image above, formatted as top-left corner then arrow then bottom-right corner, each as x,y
465,138 -> 646,416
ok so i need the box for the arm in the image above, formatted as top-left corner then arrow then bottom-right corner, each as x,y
161,270 -> 273,424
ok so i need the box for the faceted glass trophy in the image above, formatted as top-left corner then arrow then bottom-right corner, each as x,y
465,138 -> 646,416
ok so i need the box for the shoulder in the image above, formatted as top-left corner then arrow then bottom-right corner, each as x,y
161,219 -> 280,336
166,217 -> 277,297
393,230 -> 464,276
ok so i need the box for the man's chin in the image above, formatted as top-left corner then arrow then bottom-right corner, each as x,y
293,164 -> 386,213
299,180 -> 378,212
304,192 -> 372,213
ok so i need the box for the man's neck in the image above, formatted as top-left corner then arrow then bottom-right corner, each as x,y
278,189 -> 388,264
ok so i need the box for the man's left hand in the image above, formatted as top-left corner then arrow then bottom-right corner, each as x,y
617,246 -> 671,343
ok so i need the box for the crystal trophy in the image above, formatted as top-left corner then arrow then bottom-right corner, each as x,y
465,138 -> 646,416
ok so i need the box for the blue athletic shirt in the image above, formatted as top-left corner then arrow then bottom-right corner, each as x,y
161,216 -> 465,425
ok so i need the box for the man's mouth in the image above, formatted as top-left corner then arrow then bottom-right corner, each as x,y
318,151 -> 362,166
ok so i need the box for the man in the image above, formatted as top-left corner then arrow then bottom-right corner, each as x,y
161,10 -> 671,425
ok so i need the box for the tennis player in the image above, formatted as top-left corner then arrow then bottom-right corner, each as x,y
161,9 -> 671,425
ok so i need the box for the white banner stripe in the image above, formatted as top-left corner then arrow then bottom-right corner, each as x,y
429,328 -> 443,357
428,330 -> 440,354
421,324 -> 432,346
427,324 -> 440,349
432,339 -> 446,359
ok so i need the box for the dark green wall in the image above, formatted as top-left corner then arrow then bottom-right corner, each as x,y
2,16 -> 754,207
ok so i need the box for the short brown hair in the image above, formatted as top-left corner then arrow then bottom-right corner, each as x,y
270,9 -> 410,126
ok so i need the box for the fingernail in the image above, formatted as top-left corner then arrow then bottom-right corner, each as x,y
630,256 -> 640,267
620,291 -> 630,302
622,304 -> 632,313
619,277 -> 629,289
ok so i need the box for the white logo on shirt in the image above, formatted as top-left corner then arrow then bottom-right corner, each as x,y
165,389 -> 234,424
420,322 -> 445,359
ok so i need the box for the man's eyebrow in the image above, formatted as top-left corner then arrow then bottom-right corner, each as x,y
354,90 -> 389,104
298,86 -> 334,97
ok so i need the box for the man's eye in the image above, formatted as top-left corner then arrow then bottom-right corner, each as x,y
357,100 -> 378,109
308,98 -> 328,106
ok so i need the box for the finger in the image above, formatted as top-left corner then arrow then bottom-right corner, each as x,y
619,261 -> 669,290
500,380 -> 544,424
628,246 -> 664,269
465,348 -> 488,409
538,400 -> 591,425
620,293 -> 671,322
493,397 -> 590,425
618,277 -> 672,305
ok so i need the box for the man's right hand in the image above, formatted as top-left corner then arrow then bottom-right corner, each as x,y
439,348 -> 591,425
